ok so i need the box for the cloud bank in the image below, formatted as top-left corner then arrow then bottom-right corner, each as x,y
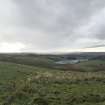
0,0 -> 105,53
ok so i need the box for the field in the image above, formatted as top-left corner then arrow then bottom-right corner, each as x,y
0,53 -> 105,105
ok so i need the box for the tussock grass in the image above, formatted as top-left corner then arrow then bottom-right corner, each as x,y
0,61 -> 105,105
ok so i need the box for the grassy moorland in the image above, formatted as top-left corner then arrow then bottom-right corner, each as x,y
0,63 -> 105,105
0,53 -> 105,105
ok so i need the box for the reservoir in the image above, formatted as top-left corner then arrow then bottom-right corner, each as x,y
56,59 -> 88,64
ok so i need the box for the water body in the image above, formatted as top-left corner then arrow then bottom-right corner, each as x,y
56,59 -> 88,64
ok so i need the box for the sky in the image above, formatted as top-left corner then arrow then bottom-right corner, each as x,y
0,0 -> 105,53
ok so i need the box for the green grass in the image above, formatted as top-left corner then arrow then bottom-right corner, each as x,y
75,60 -> 105,72
0,61 -> 105,105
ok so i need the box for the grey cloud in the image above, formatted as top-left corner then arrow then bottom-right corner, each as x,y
0,0 -> 105,52
86,44 -> 105,48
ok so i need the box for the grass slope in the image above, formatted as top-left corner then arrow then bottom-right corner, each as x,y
76,60 -> 105,71
0,61 -> 105,105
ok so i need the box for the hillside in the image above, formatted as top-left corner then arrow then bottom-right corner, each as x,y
0,55 -> 105,105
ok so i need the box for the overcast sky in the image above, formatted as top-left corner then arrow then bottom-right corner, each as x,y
0,0 -> 105,53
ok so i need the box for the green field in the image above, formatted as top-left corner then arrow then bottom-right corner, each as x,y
76,60 -> 105,72
0,58 -> 105,105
